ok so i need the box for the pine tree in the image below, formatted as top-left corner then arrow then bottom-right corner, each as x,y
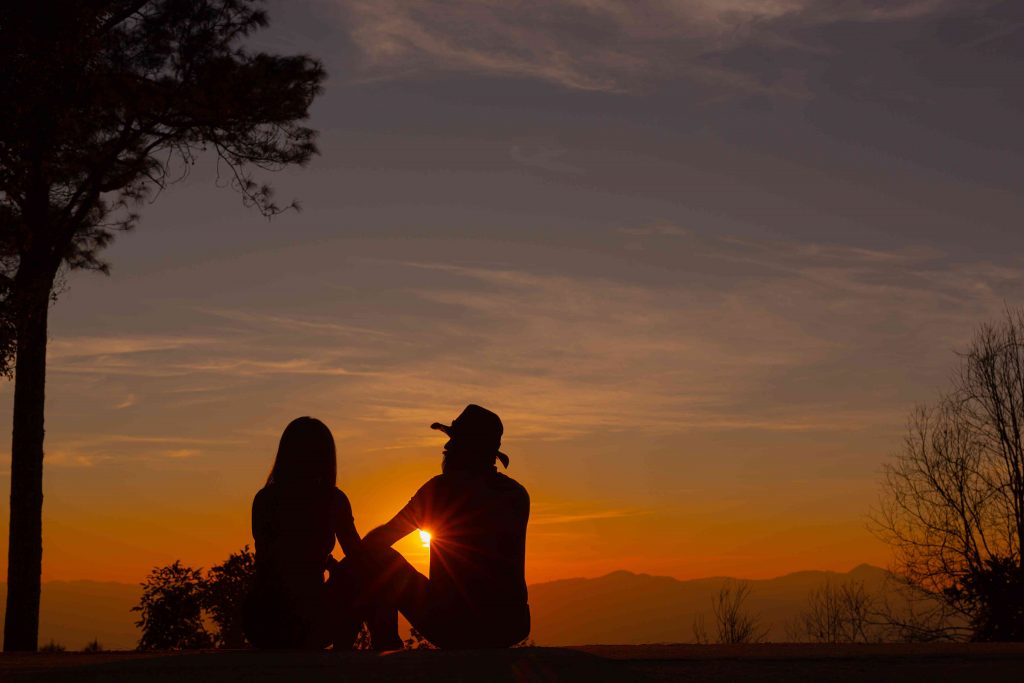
0,1 -> 324,650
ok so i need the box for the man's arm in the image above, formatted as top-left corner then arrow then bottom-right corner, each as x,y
362,512 -> 416,549
364,478 -> 434,548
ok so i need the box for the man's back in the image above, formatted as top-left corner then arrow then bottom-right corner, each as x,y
402,470 -> 529,616
360,404 -> 531,648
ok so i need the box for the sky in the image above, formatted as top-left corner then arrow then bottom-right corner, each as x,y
2,0 -> 1024,585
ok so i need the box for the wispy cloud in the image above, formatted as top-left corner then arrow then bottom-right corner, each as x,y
509,146 -> 585,175
163,449 -> 201,459
43,451 -> 116,469
114,394 -> 138,410
531,506 -> 650,526
176,357 -> 373,377
101,435 -> 247,445
48,335 -> 212,359
38,434 -> 248,469
618,222 -> 690,237
47,327 -> 383,380
197,308 -> 393,338
959,19 -> 1024,48
335,0 -> 993,93
360,230 -> 1023,440
35,230 -> 1024,470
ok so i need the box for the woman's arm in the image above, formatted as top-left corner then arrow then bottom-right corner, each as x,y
332,489 -> 363,558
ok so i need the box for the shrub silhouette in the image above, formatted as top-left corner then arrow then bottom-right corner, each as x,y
39,640 -> 65,653
354,623 -> 372,650
133,561 -> 213,650
403,627 -> 435,650
133,546 -> 380,650
203,547 -> 256,649
948,557 -> 1024,642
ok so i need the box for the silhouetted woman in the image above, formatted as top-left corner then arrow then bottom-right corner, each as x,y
243,417 -> 362,649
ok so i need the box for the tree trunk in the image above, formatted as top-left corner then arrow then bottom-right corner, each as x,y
3,280 -> 52,652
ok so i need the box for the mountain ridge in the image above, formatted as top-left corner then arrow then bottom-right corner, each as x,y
0,564 -> 895,649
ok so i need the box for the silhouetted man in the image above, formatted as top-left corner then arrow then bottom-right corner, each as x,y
359,404 -> 530,649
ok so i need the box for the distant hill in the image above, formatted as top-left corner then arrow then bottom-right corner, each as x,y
0,581 -> 141,651
528,564 -> 893,645
0,565 -> 893,649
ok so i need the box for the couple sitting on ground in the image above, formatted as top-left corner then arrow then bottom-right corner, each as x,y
242,404 -> 531,650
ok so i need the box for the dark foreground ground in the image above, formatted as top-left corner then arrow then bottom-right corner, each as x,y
2,643 -> 1024,682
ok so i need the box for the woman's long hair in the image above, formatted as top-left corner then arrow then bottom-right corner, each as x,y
266,417 -> 336,489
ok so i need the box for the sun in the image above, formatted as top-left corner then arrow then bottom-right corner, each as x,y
419,530 -> 431,548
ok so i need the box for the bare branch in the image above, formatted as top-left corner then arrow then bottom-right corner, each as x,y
870,310 -> 1024,640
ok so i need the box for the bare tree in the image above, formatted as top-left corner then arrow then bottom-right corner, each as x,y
872,573 -> 969,642
693,580 -> 768,644
788,579 -> 878,643
692,612 -> 710,644
871,310 -> 1024,641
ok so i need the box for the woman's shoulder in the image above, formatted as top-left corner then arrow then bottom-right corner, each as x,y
253,485 -> 272,507
327,486 -> 355,525
329,485 -> 353,509
251,486 -> 275,533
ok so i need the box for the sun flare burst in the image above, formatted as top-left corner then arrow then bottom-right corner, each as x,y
419,530 -> 431,548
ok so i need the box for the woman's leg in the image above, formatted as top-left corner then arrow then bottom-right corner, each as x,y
243,585 -> 313,650
323,560 -> 367,649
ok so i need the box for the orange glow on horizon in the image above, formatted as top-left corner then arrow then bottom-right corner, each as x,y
3,396 -> 897,588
